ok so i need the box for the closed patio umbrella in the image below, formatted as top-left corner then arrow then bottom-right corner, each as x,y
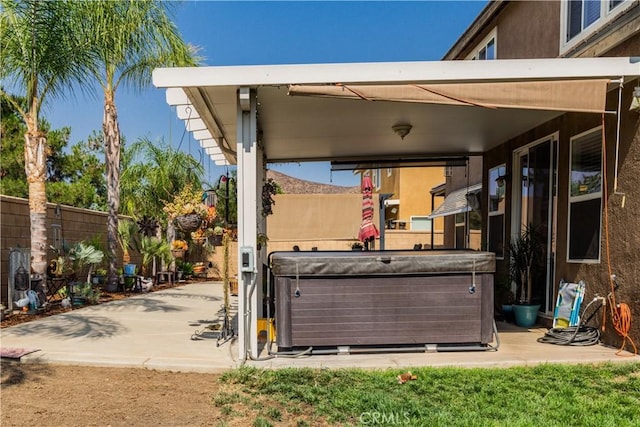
358,175 -> 379,250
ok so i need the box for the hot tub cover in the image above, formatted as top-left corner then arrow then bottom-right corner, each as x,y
270,250 -> 495,276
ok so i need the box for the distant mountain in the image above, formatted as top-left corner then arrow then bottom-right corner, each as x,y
266,170 -> 360,194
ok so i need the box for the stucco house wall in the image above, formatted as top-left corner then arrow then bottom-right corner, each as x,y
398,167 -> 444,225
449,0 -> 639,347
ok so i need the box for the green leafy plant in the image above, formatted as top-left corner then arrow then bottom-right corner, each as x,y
509,223 -> 544,304
261,178 -> 280,217
74,282 -> 101,304
117,219 -> 138,265
68,242 -> 104,284
177,261 -> 194,276
138,236 -> 171,276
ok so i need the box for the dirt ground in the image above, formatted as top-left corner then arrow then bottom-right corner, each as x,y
1,362 -> 226,426
0,361 -> 326,426
0,284 -> 232,426
1,281 -> 327,426
1,281 -> 234,426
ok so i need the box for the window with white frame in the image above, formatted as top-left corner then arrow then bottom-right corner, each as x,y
562,0 -> 631,51
373,169 -> 381,191
488,165 -> 506,258
387,168 -> 393,178
568,128 -> 602,262
467,28 -> 496,60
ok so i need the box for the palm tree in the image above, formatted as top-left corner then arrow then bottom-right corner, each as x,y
0,0 -> 94,279
77,1 -> 199,290
121,137 -> 204,222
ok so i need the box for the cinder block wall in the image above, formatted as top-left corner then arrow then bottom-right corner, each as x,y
1,195 -> 138,306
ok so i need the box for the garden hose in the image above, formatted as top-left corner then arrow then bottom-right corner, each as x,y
537,325 -> 601,346
538,297 -> 603,347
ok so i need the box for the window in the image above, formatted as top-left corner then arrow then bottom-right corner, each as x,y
372,169 -> 381,191
568,128 -> 602,262
455,211 -> 481,249
488,165 -> 506,258
609,0 -> 624,10
562,0 -> 631,50
455,213 -> 466,249
387,168 -> 393,178
411,216 -> 432,232
468,210 -> 482,250
467,28 -> 497,60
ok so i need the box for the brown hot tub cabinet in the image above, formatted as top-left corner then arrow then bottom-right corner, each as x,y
270,250 -> 496,353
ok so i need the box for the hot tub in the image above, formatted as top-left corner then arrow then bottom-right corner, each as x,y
270,250 -> 495,351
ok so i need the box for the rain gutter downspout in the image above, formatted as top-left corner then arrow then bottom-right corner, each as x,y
613,78 -> 625,206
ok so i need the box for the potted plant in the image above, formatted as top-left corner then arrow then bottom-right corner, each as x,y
71,282 -> 101,305
163,184 -> 208,233
509,223 -> 544,327
495,276 -> 515,323
171,239 -> 188,258
177,261 -> 194,280
68,242 -> 105,285
212,226 -> 224,246
117,219 -> 138,266
91,268 -> 107,285
138,236 -> 172,277
351,241 -> 364,251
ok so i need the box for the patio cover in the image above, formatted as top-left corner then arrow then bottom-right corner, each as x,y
152,56 -> 639,362
428,183 -> 483,219
154,57 -> 638,166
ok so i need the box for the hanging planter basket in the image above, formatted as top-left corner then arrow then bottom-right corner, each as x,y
175,213 -> 202,233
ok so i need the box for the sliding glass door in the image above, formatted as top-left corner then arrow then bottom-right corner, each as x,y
513,135 -> 558,314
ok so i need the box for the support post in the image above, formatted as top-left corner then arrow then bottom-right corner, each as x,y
236,87 -> 260,362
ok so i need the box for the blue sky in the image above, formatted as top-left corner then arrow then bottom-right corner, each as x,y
44,1 -> 487,187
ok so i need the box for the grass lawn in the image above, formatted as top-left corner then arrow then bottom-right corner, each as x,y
216,362 -> 640,426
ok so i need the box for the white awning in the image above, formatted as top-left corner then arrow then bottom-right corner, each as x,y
428,184 -> 482,219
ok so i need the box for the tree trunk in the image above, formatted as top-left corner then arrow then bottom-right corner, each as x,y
24,127 -> 48,297
104,95 -> 121,291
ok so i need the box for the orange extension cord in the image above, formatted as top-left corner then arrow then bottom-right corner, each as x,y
601,116 -> 637,356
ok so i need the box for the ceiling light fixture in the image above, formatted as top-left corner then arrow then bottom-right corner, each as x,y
392,123 -> 412,140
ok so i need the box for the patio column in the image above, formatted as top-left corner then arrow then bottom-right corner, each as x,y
236,87 -> 260,362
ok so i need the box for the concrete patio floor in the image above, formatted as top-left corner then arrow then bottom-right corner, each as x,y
1,281 -> 636,373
